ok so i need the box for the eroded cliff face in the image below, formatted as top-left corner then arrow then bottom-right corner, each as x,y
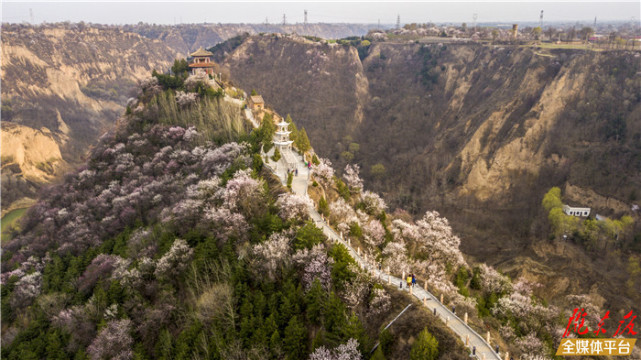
216,36 -> 640,214
214,36 -> 641,312
1,24 -> 177,209
220,34 -> 369,155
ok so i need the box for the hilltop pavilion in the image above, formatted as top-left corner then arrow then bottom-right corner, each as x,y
188,47 -> 216,75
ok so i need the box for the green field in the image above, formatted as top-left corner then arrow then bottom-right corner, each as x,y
1,208 -> 28,242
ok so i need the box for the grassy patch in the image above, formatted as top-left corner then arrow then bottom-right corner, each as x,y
1,208 -> 28,243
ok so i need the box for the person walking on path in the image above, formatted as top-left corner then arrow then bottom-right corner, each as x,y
295,168 -> 298,176
406,275 -> 412,288
412,274 -> 416,287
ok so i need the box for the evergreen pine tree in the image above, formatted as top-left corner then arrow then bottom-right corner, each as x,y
283,315 -> 307,359
156,328 -> 173,360
410,328 -> 439,360
323,292 -> 347,346
343,312 -> 368,354
270,330 -> 283,358
297,128 -> 311,153
306,279 -> 326,325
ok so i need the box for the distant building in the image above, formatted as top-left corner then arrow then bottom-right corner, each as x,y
563,204 -> 590,217
188,47 -> 216,76
248,95 -> 265,111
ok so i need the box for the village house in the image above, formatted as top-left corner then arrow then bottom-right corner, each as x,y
188,47 -> 216,76
563,204 -> 591,217
248,95 -> 265,111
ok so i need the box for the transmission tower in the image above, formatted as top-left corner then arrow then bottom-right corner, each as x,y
378,18 -> 381,29
304,10 -> 308,25
473,13 -> 478,32
265,17 -> 269,25
396,14 -> 400,29
594,16 -> 597,28
29,8 -> 34,23
540,10 -> 544,28
283,14 -> 286,26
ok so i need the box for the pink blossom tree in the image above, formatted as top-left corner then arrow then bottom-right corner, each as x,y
293,245 -> 333,291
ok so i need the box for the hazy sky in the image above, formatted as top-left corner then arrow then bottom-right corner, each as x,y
2,1 -> 639,25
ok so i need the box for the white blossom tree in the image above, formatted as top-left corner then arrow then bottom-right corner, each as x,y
87,319 -> 134,360
309,338 -> 361,360
276,193 -> 313,221
363,219 -> 386,247
313,157 -> 335,188
343,164 -> 363,192
251,232 -> 292,280
360,191 -> 387,215
154,239 -> 194,281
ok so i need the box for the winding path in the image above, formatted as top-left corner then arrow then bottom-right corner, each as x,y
253,116 -> 501,360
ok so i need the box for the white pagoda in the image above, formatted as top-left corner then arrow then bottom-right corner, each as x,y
274,120 -> 294,150
273,120 -> 297,170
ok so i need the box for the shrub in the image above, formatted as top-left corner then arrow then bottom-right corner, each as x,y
379,328 -> 394,356
318,197 -> 329,217
293,221 -> 326,250
272,147 -> 281,162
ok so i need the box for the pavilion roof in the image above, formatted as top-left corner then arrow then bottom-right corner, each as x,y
250,95 -> 264,104
190,47 -> 214,57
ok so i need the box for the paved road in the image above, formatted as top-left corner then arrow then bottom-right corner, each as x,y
254,116 -> 501,360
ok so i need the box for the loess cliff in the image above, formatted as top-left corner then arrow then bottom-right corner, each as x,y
1,24 -> 177,210
214,35 -> 641,313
